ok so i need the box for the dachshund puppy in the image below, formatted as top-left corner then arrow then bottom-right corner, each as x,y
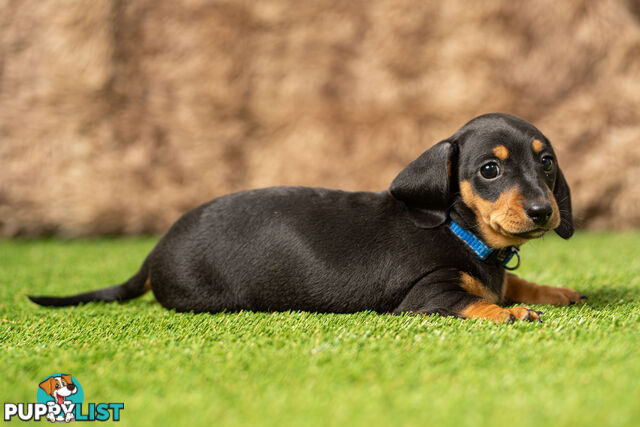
29,113 -> 585,322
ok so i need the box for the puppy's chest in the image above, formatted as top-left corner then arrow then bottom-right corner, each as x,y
459,266 -> 506,304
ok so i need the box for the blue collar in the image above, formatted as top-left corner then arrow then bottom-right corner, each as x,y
448,220 -> 520,270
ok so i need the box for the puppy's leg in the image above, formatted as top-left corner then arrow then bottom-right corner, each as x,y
503,273 -> 587,306
392,272 -> 541,322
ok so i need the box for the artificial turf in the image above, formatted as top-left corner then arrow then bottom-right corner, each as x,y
1,232 -> 639,426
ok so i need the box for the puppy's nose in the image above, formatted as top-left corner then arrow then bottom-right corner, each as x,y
525,202 -> 553,226
67,384 -> 76,391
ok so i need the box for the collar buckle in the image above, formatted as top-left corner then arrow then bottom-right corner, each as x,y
499,246 -> 521,270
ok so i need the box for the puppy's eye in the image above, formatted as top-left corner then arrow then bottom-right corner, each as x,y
541,155 -> 554,172
55,384 -> 60,389
480,162 -> 500,179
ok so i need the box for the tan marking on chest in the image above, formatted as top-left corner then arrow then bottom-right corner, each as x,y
501,271 -> 509,301
460,272 -> 499,304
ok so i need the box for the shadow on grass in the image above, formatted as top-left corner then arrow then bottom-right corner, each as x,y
581,287 -> 637,310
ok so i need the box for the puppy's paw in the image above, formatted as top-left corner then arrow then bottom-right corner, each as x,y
462,301 -> 542,323
538,285 -> 587,306
505,306 -> 543,322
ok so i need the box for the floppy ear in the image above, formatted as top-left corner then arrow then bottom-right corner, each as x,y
553,168 -> 574,239
390,140 -> 456,228
39,377 -> 55,396
61,374 -> 73,385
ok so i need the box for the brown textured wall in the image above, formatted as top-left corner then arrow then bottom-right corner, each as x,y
1,0 -> 640,236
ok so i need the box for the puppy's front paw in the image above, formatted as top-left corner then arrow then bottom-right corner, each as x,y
462,301 -> 543,323
505,306 -> 543,322
538,285 -> 587,306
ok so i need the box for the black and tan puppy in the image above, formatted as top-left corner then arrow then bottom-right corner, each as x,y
29,113 -> 585,322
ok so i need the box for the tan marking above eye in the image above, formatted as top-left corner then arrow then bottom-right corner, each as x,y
532,139 -> 545,153
492,145 -> 509,160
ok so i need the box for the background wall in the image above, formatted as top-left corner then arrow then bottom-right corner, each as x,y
1,0 -> 640,236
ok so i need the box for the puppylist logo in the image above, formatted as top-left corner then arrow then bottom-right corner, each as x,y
4,373 -> 124,422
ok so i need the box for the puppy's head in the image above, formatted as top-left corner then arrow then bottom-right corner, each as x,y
390,113 -> 573,248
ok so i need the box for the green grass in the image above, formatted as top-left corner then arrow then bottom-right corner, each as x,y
1,232 -> 639,426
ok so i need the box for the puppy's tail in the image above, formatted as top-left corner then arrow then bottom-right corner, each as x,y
28,261 -> 150,307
